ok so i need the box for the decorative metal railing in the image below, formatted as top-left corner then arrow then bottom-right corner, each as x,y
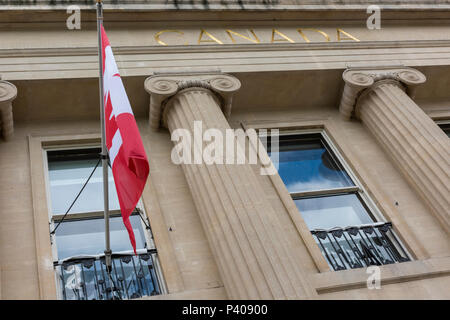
54,250 -> 162,300
311,222 -> 410,271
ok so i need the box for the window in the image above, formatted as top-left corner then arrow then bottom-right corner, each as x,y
266,132 -> 410,271
47,148 -> 120,215
437,122 -> 450,138
46,147 -> 165,300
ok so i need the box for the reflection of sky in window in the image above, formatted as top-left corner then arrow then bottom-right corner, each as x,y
269,141 -> 354,193
48,159 -> 120,214
295,194 -> 374,230
55,215 -> 146,260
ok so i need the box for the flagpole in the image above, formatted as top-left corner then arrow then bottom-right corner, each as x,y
96,0 -> 112,275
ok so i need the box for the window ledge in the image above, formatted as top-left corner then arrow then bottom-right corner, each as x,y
139,286 -> 227,300
313,256 -> 450,294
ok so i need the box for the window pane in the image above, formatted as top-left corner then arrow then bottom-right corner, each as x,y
48,149 -> 120,214
294,193 -> 375,230
269,135 -> 354,193
438,123 -> 450,138
55,215 -> 147,260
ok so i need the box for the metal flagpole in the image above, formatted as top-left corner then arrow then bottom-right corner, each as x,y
96,0 -> 112,280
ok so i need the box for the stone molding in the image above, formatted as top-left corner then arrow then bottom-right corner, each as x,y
3,1 -> 450,12
338,67 -> 426,119
3,42 -> 450,83
0,80 -> 17,141
144,73 -> 241,130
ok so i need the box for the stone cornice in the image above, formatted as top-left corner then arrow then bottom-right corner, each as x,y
3,40 -> 449,82
2,1 -> 450,12
338,67 -> 426,120
144,72 -> 240,130
0,79 -> 17,140
2,40 -> 450,59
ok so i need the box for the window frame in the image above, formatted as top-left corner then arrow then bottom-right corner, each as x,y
257,126 -> 412,271
263,129 -> 387,225
51,208 -> 156,258
436,120 -> 450,137
43,144 -> 167,299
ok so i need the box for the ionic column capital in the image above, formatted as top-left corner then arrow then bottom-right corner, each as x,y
144,73 -> 241,130
338,67 -> 426,119
0,80 -> 18,141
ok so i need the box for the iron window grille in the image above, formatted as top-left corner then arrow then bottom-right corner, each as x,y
311,222 -> 409,271
54,249 -> 162,300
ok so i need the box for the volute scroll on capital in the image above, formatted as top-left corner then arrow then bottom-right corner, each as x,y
0,80 -> 18,104
339,67 -> 426,120
144,73 -> 241,130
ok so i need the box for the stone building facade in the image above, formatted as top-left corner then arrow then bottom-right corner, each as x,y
0,1 -> 449,299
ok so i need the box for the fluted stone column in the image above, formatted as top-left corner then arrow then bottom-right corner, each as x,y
145,73 -> 315,299
339,67 -> 450,233
0,80 -> 17,141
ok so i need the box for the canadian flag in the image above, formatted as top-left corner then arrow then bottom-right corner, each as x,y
101,26 -> 149,253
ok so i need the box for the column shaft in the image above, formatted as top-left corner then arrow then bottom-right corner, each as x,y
165,88 -> 314,299
0,103 -> 13,140
0,80 -> 17,140
357,81 -> 450,232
